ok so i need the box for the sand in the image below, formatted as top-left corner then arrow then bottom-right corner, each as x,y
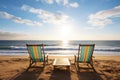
0,55 -> 120,80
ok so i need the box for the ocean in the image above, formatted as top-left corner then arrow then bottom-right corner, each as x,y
0,40 -> 120,56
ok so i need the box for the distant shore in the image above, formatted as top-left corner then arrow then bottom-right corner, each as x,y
0,55 -> 120,80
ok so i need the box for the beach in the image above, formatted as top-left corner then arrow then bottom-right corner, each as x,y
0,0 -> 120,79
0,55 -> 120,80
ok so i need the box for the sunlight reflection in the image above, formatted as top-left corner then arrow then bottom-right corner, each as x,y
62,40 -> 69,47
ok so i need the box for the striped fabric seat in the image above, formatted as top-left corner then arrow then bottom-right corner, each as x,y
75,44 -> 96,71
26,44 -> 48,70
28,45 -> 44,62
79,45 -> 94,63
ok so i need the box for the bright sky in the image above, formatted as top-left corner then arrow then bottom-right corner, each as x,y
0,0 -> 120,40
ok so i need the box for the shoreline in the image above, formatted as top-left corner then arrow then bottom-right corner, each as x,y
0,51 -> 120,56
0,55 -> 120,61
0,52 -> 120,56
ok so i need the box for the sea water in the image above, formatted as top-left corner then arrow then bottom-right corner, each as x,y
0,40 -> 120,56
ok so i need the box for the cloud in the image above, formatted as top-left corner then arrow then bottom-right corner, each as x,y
55,0 -> 60,4
36,0 -> 79,8
63,0 -> 69,5
0,11 -> 42,26
36,0 -> 40,2
44,0 -> 68,5
88,5 -> 120,27
56,0 -> 79,8
21,5 -> 70,24
69,2 -> 79,8
45,0 -> 54,4
0,30 -> 27,40
0,30 -> 50,40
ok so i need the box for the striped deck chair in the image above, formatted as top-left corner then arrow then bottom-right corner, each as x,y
75,44 -> 95,71
26,44 -> 48,70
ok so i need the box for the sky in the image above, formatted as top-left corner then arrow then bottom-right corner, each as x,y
0,0 -> 120,40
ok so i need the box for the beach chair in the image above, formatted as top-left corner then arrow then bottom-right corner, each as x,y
75,44 -> 95,71
26,44 -> 48,70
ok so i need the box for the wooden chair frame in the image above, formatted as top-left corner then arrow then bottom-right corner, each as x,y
75,44 -> 96,72
26,44 -> 48,70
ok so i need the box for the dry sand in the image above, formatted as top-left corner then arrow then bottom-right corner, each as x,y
0,55 -> 120,80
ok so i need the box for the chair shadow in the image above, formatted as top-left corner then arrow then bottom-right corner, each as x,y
49,67 -> 71,80
75,65 -> 103,80
77,71 -> 102,80
10,59 -> 119,80
10,67 -> 44,80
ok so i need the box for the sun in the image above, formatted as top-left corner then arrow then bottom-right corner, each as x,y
60,24 -> 73,41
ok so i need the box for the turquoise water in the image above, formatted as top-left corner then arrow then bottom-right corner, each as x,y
0,40 -> 120,56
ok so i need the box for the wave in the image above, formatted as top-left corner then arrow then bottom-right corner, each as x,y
0,46 -> 26,50
0,45 -> 120,52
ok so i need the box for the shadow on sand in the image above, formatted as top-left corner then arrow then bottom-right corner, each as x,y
10,67 -> 44,80
49,67 -> 71,80
11,65 -> 103,80
77,71 -> 102,80
10,60 -> 120,80
73,64 -> 102,80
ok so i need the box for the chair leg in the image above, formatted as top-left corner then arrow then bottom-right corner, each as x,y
74,55 -> 76,64
47,55 -> 48,64
26,61 -> 34,71
87,63 -> 90,68
45,57 -> 48,66
77,62 -> 80,71
90,62 -> 96,72
43,61 -> 46,67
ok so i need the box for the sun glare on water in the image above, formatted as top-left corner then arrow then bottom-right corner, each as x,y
62,40 -> 69,47
62,40 -> 68,44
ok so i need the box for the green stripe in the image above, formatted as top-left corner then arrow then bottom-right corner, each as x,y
37,46 -> 43,62
86,46 -> 93,62
79,46 -> 94,63
79,46 -> 85,62
28,46 -> 36,61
